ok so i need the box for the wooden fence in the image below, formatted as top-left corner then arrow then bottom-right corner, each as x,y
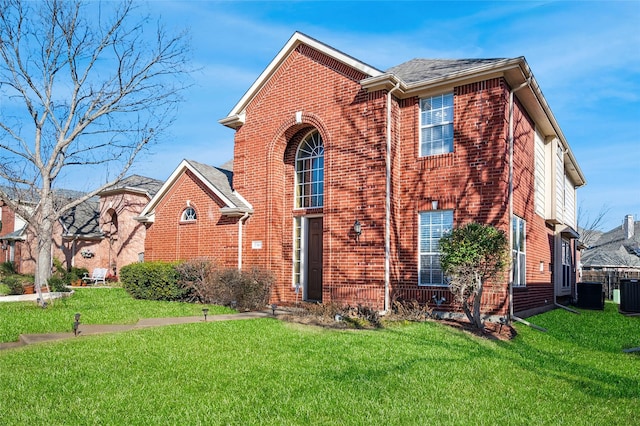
581,270 -> 640,299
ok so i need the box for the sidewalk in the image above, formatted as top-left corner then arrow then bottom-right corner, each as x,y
0,310 -> 277,351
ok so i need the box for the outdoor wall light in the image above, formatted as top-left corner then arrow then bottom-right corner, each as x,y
353,220 -> 362,242
202,308 -> 209,322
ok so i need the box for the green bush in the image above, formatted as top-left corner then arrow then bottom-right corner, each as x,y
3,275 -> 23,295
47,276 -> 70,292
0,261 -> 16,276
120,261 -> 187,301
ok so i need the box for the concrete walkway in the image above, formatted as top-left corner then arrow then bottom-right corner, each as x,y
0,308 -> 277,351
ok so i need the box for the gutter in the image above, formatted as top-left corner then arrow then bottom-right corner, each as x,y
384,81 -> 401,313
237,211 -> 251,270
508,77 -> 531,323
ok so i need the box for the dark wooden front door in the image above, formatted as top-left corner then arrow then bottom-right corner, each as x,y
306,217 -> 323,301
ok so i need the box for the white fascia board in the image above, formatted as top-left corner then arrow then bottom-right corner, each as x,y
220,32 -> 383,125
139,159 -> 238,219
232,190 -> 253,210
138,159 -> 190,218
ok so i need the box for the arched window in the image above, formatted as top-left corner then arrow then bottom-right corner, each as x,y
181,206 -> 197,221
295,131 -> 324,208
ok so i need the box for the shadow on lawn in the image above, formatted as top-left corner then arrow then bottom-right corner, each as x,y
323,317 -> 639,401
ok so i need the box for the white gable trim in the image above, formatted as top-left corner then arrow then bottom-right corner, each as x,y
220,32 -> 382,127
138,159 -> 237,219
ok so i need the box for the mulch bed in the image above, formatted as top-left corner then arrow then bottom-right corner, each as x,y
278,310 -> 517,341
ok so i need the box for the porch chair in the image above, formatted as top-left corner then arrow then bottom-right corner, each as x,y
82,268 -> 108,285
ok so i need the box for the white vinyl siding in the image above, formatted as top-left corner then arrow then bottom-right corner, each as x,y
564,174 -> 576,229
534,130 -> 545,217
555,144 -> 564,222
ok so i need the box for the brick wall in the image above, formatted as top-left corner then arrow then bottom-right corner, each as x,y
144,170 -> 240,266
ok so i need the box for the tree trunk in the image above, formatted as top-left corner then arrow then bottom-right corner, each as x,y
472,274 -> 484,329
34,200 -> 54,307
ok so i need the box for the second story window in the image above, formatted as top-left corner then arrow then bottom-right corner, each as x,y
295,131 -> 324,208
420,93 -> 453,156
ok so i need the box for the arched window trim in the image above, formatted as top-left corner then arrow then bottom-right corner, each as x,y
181,206 -> 197,222
295,130 -> 324,209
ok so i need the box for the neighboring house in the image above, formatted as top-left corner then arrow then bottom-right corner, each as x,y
581,215 -> 640,272
139,32 -> 585,319
0,175 -> 162,276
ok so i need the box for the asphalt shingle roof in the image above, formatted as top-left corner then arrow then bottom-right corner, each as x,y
185,159 -> 250,210
581,221 -> 640,268
101,175 -> 163,197
386,58 -> 509,84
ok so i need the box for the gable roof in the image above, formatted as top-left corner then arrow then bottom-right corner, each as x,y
581,221 -> 640,269
218,32 -> 585,188
59,197 -> 103,239
137,159 -> 253,222
219,31 -> 383,129
99,175 -> 163,198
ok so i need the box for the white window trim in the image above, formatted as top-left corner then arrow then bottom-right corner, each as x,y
294,130 -> 324,209
512,215 -> 526,287
419,93 -> 454,157
418,210 -> 453,286
181,207 -> 197,222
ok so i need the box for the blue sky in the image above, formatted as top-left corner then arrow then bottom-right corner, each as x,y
128,0 -> 639,231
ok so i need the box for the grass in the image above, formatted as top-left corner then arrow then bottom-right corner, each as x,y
0,288 -> 233,343
0,294 -> 638,425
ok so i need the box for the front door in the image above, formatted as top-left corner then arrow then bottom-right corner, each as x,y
306,217 -> 323,301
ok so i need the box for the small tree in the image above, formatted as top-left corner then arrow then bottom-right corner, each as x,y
440,222 -> 508,329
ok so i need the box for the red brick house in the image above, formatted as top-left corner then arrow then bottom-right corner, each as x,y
140,32 -> 585,319
0,175 -> 162,277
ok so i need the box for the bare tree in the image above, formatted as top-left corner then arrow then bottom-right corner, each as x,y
578,204 -> 611,247
0,0 -> 190,304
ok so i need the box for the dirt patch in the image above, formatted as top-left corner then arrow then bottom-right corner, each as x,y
437,318 -> 517,341
278,309 -> 517,340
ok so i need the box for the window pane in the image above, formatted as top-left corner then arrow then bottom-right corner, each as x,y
419,210 -> 453,286
420,93 -> 454,157
295,131 -> 324,208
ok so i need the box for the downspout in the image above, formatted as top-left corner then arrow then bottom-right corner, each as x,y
384,81 -> 401,313
508,77 -> 531,323
237,211 -> 250,270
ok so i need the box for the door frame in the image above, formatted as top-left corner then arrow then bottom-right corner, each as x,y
294,214 -> 323,301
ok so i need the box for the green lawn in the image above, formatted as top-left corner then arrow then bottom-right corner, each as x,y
0,288 -> 233,343
0,292 -> 638,425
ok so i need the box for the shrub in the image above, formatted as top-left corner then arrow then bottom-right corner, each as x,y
47,276 -> 69,292
120,261 -> 187,301
175,260 -> 273,310
0,261 -> 16,276
4,275 -> 23,295
175,258 -> 223,303
68,267 -> 89,285
389,299 -> 433,322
